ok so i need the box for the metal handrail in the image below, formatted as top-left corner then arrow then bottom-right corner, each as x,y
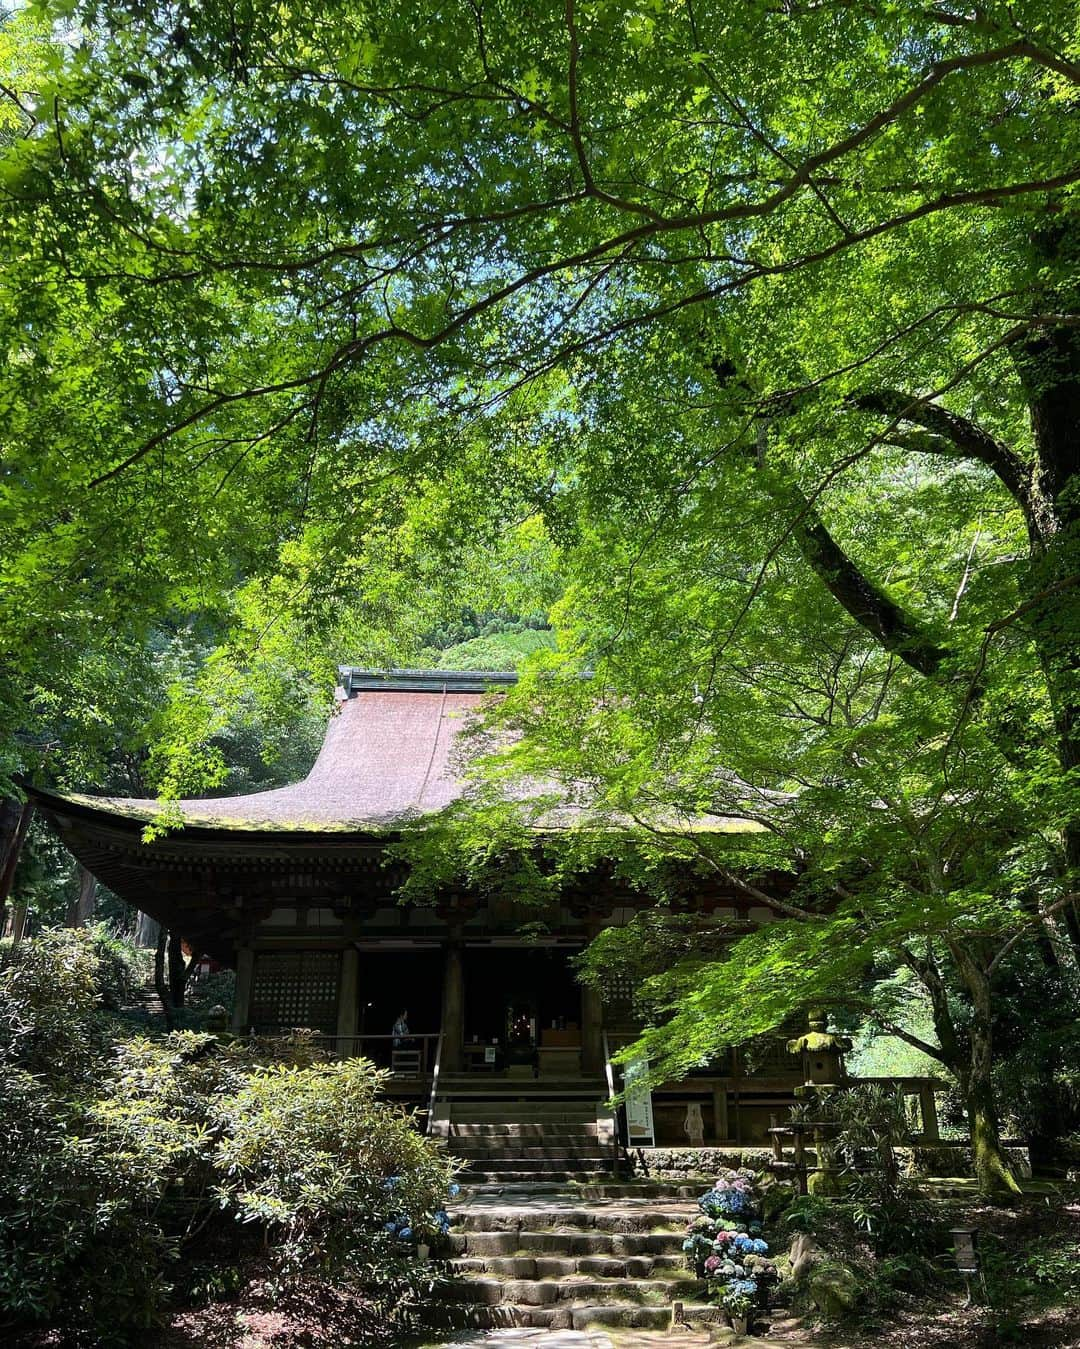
426,1032 -> 444,1135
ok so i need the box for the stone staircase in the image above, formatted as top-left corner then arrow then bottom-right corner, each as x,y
428,1182 -> 720,1331
446,1106 -> 616,1184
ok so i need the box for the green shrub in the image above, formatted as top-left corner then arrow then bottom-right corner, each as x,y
790,1084 -> 941,1257
0,931 -> 455,1345
0,927 -> 104,1080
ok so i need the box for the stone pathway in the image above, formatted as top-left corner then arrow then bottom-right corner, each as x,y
415,1319 -> 809,1348
416,1330 -> 615,1347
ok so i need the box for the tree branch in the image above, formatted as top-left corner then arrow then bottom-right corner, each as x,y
853,389 -> 1036,530
781,475 -> 950,676
987,892 -> 1080,975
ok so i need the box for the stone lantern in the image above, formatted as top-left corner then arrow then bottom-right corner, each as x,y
787,1009 -> 851,1086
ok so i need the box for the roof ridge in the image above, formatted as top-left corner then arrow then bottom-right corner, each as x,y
338,667 -> 518,695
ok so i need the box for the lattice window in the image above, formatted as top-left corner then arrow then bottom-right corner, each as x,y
250,950 -> 341,1033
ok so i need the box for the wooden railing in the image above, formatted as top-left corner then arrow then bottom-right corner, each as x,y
251,1030 -> 441,1076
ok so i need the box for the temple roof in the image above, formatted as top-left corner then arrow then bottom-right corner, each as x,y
51,670 -> 518,833
30,668 -> 760,837
24,669 -> 764,962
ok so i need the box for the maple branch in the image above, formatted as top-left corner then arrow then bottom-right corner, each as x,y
854,388 -> 1035,527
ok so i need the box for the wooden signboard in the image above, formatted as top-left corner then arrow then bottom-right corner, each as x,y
624,1057 -> 655,1147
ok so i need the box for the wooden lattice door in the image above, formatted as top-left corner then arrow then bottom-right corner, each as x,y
250,950 -> 341,1033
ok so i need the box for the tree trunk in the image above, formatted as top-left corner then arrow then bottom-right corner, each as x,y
915,939 -> 1022,1200
134,910 -> 160,948
1015,317 -> 1080,947
65,865 -> 97,928
964,1065 -> 1022,1201
0,798 -> 33,935
9,901 -> 29,944
949,942 -> 1023,1200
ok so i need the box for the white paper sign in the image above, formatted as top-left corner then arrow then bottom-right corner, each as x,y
624,1057 -> 655,1146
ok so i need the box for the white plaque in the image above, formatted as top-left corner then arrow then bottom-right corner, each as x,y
624,1057 -> 655,1146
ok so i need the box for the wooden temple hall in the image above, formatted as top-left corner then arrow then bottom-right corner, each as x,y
30,668 -> 882,1150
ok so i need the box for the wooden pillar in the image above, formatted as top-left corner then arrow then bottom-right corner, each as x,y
713,1085 -> 729,1142
581,981 -> 604,1075
581,917 -> 605,1075
336,946 -> 359,1055
918,1082 -> 940,1140
441,930 -> 464,1072
232,945 -> 255,1031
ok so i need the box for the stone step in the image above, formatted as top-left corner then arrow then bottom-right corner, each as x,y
457,1156 -> 611,1173
423,1301 -> 719,1331
450,1111 -> 600,1124
459,1170 -> 615,1184
576,1181 -> 707,1200
448,1122 -> 600,1137
448,1140 -> 608,1156
457,1208 -> 680,1233
449,1253 -> 688,1278
436,1276 -> 702,1306
449,1228 -> 686,1257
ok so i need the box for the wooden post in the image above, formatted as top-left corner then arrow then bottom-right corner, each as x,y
441,930 -> 464,1072
769,1113 -> 783,1162
232,946 -> 255,1032
581,981 -> 604,1075
336,946 -> 359,1055
793,1128 -> 808,1195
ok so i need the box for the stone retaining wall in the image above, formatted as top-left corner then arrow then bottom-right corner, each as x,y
627,1142 -> 1032,1180
627,1146 -> 773,1178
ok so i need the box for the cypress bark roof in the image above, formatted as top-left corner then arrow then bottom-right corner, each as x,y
58,673 -> 511,832
32,669 -> 760,836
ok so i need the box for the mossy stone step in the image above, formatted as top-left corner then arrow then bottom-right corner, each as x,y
435,1276 -> 704,1306
420,1301 -> 719,1331
458,1207 -> 679,1233
448,1229 -> 685,1257
449,1252 -> 688,1278
449,1122 -> 600,1137
460,1171 -> 615,1184
574,1181 -> 708,1200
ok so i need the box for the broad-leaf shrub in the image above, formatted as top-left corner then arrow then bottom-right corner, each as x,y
0,932 -> 454,1343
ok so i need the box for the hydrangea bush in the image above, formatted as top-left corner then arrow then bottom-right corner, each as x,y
682,1169 -> 779,1317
